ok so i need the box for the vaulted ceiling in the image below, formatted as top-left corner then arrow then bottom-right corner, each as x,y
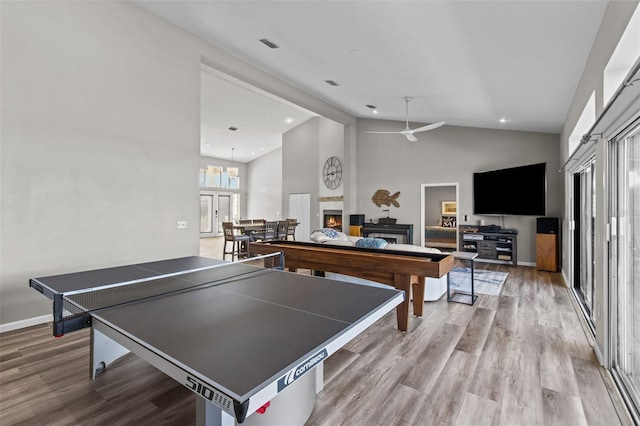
135,1 -> 609,161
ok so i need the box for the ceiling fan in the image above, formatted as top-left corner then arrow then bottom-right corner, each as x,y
367,97 -> 445,142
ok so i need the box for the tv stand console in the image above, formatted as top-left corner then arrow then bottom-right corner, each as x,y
459,225 -> 518,267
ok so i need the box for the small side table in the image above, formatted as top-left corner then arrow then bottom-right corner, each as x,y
448,251 -> 479,305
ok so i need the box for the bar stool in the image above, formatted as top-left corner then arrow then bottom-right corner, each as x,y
222,222 -> 250,261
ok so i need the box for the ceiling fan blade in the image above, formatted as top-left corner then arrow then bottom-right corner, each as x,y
406,134 -> 418,142
412,121 -> 446,133
365,131 -> 404,134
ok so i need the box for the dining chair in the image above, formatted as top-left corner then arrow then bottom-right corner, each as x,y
249,221 -> 274,241
263,221 -> 278,240
276,220 -> 288,240
222,222 -> 250,261
286,219 -> 298,241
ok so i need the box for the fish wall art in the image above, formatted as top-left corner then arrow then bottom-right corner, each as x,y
371,189 -> 400,208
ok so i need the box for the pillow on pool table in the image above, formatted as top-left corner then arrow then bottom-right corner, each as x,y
310,228 -> 348,242
355,238 -> 388,249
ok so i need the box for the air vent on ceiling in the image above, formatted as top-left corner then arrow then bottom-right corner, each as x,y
259,38 -> 279,49
325,80 -> 339,87
365,104 -> 377,109
228,126 -> 238,131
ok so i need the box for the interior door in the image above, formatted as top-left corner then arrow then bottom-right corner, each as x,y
289,193 -> 310,242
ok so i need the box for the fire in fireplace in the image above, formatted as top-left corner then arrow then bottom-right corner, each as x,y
323,210 -> 343,232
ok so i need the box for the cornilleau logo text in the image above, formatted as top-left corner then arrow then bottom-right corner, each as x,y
277,349 -> 328,392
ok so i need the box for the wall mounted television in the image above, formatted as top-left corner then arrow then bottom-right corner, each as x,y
473,162 -> 547,216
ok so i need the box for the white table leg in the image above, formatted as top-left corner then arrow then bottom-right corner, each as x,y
196,398 -> 235,426
90,327 -> 130,379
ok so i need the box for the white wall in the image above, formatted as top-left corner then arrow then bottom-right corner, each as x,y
318,118 -> 345,199
282,119 -> 320,229
246,148 -> 283,220
1,2 -> 203,326
0,1 -> 355,329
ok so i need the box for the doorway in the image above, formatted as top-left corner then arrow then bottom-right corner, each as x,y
200,191 -> 237,237
420,183 -> 459,251
571,159 -> 596,326
289,193 -> 310,242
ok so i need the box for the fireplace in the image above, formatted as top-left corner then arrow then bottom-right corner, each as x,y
362,223 -> 413,244
323,210 -> 343,232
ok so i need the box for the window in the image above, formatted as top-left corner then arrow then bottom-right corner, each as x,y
200,165 -> 241,189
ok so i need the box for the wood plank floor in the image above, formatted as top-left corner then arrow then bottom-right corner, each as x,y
0,237 -> 631,425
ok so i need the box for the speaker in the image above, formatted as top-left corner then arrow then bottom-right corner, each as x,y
350,214 -> 365,226
536,217 -> 559,272
537,217 -> 559,234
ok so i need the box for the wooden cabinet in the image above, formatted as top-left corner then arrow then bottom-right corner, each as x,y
536,233 -> 559,272
459,227 -> 518,266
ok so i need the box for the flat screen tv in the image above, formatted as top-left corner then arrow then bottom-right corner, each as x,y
473,162 -> 546,216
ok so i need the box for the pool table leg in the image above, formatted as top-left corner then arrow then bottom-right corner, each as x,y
411,276 -> 425,317
393,274 -> 411,332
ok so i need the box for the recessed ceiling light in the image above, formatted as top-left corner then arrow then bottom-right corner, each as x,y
285,118 -> 293,124
325,80 -> 339,87
259,38 -> 279,49
373,110 -> 378,114
260,147 -> 264,151
206,143 -> 210,146
499,117 -> 507,123
251,152 -> 255,155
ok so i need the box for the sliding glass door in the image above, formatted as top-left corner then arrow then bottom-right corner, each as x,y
609,122 -> 640,418
572,158 -> 596,326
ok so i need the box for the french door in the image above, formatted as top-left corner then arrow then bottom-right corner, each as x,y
609,122 -> 640,419
200,192 -> 238,237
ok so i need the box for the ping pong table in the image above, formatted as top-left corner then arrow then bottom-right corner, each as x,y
30,255 -> 403,425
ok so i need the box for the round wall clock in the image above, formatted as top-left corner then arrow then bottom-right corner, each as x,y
322,156 -> 343,189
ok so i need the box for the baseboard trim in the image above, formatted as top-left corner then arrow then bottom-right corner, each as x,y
0,314 -> 51,334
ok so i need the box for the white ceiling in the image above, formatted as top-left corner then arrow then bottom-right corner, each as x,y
201,67 -> 317,162
135,0 -> 609,162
